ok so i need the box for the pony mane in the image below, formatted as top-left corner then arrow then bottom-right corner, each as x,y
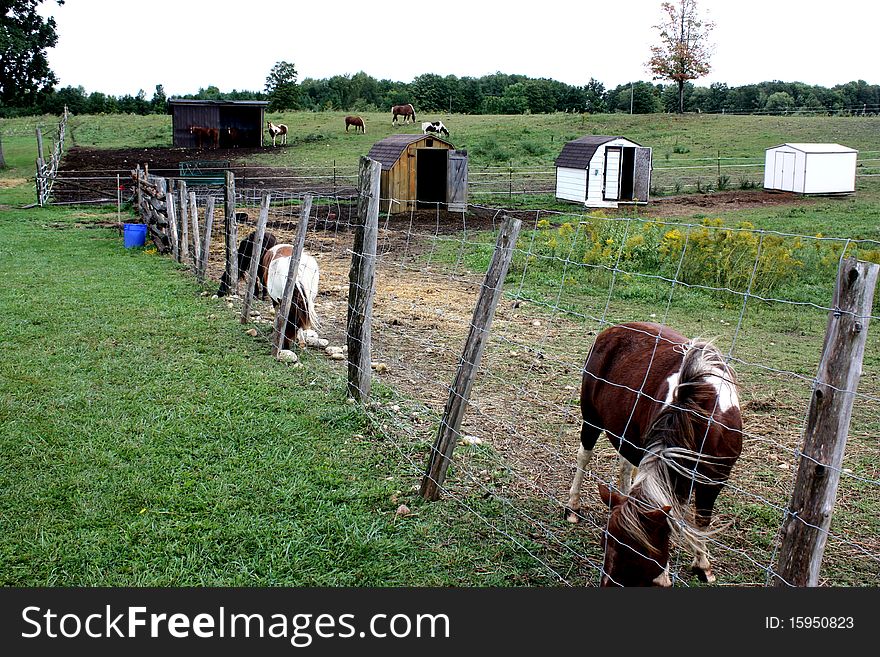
615,337 -> 738,557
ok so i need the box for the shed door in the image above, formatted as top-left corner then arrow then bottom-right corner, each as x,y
447,150 -> 468,212
773,151 -> 796,190
633,147 -> 652,202
603,147 -> 622,200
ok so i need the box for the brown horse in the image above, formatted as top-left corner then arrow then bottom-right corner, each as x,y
565,322 -> 743,587
190,125 -> 219,149
344,115 -> 366,133
391,103 -> 416,125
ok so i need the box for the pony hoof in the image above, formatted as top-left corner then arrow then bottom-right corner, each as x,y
691,566 -> 716,584
564,508 -> 582,524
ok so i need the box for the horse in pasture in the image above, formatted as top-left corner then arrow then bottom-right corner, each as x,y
565,322 -> 743,587
190,125 -> 220,149
391,103 -> 416,125
267,121 -> 288,146
216,230 -> 279,299
261,244 -> 320,350
345,115 -> 366,133
421,120 -> 449,137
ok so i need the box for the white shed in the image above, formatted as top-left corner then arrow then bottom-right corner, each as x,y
555,135 -> 652,208
763,143 -> 858,195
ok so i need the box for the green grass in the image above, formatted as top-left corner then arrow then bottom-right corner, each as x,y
0,206 -> 566,586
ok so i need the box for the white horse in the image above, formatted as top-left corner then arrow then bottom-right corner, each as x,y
262,244 -> 319,350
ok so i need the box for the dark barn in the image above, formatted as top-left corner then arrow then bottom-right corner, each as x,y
169,99 -> 270,148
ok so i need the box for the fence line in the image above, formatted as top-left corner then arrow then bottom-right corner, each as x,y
125,169 -> 880,587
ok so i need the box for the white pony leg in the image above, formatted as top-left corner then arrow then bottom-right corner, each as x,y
618,457 -> 634,495
691,540 -> 715,583
566,445 -> 593,523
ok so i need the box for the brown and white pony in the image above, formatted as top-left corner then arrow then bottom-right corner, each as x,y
344,115 -> 366,133
216,230 -> 279,299
267,121 -> 288,146
190,125 -> 220,149
261,243 -> 319,350
565,322 -> 742,587
391,103 -> 416,125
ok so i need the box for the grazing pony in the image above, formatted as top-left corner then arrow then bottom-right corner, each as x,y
344,115 -> 366,133
216,230 -> 279,299
421,120 -> 449,137
261,244 -> 320,351
565,322 -> 742,587
266,121 -> 288,146
391,103 -> 416,125
190,125 -> 220,149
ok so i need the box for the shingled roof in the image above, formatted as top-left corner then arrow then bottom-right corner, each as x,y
367,134 -> 454,170
555,136 -> 635,169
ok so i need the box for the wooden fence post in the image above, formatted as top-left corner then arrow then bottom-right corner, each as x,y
224,171 -> 239,294
241,192 -> 271,324
273,195 -> 312,357
189,191 -> 201,276
420,215 -> 522,501
346,156 -> 381,402
165,190 -> 180,262
199,196 -> 215,283
178,181 -> 190,265
774,257 -> 879,586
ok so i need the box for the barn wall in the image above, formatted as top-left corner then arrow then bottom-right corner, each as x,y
555,168 -> 587,202
172,106 -> 220,147
803,152 -> 858,194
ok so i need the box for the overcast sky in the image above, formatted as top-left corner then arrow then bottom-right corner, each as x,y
40,0 -> 876,98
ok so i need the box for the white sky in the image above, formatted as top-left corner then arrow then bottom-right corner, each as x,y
41,0 -> 877,97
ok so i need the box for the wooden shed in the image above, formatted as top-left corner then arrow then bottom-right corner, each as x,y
168,98 -> 269,148
366,134 -> 468,213
763,143 -> 858,195
555,135 -> 652,208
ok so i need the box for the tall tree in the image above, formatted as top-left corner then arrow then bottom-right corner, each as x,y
265,61 -> 300,111
647,0 -> 714,113
0,0 -> 64,109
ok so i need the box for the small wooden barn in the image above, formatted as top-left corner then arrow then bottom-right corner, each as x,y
555,135 -> 652,208
168,99 -> 270,148
763,143 -> 858,195
366,134 -> 468,213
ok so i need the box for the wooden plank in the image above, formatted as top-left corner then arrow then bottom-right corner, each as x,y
165,190 -> 180,262
189,191 -> 201,276
224,171 -> 238,294
273,195 -> 313,357
447,150 -> 468,212
774,257 -> 879,586
346,157 -> 381,401
420,215 -> 522,501
240,192 -> 271,324
199,196 -> 215,282
178,182 -> 190,264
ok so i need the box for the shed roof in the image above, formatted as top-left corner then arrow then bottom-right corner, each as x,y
367,134 -> 454,170
168,98 -> 269,107
767,143 -> 858,154
554,135 -> 638,169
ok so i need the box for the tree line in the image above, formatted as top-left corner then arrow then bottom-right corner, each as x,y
4,73 -> 880,119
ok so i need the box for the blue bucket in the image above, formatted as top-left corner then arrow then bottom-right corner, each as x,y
123,223 -> 147,248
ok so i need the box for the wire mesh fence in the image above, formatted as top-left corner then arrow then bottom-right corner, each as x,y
146,172 -> 879,587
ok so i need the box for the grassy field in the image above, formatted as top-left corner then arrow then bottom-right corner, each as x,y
1,111 -> 878,586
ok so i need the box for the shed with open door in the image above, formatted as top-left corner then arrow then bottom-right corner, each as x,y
555,135 -> 652,208
366,134 -> 468,213
763,143 -> 857,195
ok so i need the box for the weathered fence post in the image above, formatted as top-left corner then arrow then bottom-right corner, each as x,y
346,157 -> 381,402
165,190 -> 180,262
241,192 -> 271,324
199,196 -> 215,283
272,195 -> 312,357
224,171 -> 239,294
189,191 -> 201,276
774,257 -> 879,586
178,181 -> 190,265
420,215 -> 522,501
